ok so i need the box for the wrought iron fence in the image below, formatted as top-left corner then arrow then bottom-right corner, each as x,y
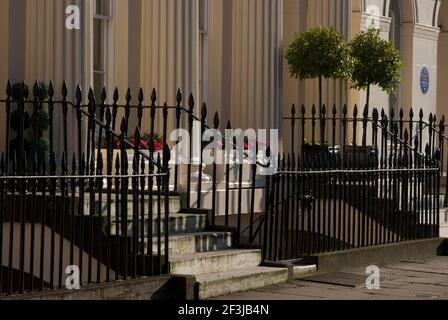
262,150 -> 440,261
0,81 -> 171,295
1,79 -> 446,294
255,104 -> 444,261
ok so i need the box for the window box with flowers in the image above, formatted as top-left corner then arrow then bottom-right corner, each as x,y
96,132 -> 165,175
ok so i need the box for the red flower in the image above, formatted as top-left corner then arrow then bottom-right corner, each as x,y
140,140 -> 148,149
153,141 -> 163,152
114,134 -> 164,151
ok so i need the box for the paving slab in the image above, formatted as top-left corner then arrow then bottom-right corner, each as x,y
298,272 -> 366,288
210,256 -> 448,300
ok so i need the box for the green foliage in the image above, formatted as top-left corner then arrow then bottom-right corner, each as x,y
10,110 -> 31,131
35,137 -> 50,161
36,82 -> 49,100
31,109 -> 50,136
11,83 -> 28,100
9,82 -> 50,164
349,27 -> 402,94
11,81 -> 48,100
285,26 -> 352,81
9,138 -> 32,160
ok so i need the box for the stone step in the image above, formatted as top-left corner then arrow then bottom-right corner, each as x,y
111,213 -> 209,236
196,266 -> 289,300
89,195 -> 182,217
148,232 -> 233,255
293,264 -> 317,278
169,249 -> 262,275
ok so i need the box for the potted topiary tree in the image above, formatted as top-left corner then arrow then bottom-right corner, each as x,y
349,27 -> 402,108
346,27 -> 400,168
9,81 -> 50,162
285,26 -> 352,111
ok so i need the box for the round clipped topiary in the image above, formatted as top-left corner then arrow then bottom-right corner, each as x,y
31,109 -> 50,136
11,83 -> 29,100
35,137 -> 50,161
10,110 -> 31,131
349,27 -> 402,107
36,82 -> 49,100
286,26 -> 352,109
11,82 -> 48,100
9,138 -> 32,160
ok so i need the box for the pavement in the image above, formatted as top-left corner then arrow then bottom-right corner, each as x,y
211,256 -> 448,300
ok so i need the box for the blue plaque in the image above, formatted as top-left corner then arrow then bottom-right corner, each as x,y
420,66 -> 429,95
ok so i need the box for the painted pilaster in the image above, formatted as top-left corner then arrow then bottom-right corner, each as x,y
411,24 -> 439,117
228,0 -> 283,133
140,0 -> 199,133
21,0 -> 88,156
437,31 -> 448,118
8,0 -> 27,83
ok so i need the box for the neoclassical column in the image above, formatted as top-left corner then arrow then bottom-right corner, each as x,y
438,31 -> 448,118
228,0 -> 283,132
24,0 -> 86,93
282,0 -> 308,151
140,0 -> 199,134
22,0 -> 89,156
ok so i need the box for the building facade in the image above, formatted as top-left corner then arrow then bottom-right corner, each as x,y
0,0 -> 447,152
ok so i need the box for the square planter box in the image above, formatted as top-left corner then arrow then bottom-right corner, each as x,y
95,149 -> 163,176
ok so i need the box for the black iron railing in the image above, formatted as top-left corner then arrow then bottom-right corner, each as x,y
0,153 -> 171,295
1,79 -> 446,294
254,104 -> 444,261
0,79 -> 270,295
0,81 -> 171,296
262,151 -> 440,261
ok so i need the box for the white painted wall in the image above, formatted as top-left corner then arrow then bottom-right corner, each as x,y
1,0 -> 447,154
412,25 -> 439,119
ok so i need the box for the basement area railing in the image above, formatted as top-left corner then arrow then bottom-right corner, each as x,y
255,104 -> 444,261
262,153 -> 440,261
0,81 -> 172,296
0,80 -> 446,294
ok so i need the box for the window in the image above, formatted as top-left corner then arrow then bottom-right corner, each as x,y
93,0 -> 112,102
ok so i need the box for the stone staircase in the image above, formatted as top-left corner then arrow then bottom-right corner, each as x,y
153,195 -> 290,300
29,190 -> 308,299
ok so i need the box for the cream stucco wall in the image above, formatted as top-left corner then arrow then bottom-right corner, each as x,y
139,0 -> 199,136
2,0 -> 448,155
438,31 -> 448,116
411,24 -> 439,118
437,0 -> 448,118
227,0 -> 283,132
196,0 -> 283,149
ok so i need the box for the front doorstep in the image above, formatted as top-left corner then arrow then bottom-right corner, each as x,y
1,275 -> 193,300
302,238 -> 448,272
